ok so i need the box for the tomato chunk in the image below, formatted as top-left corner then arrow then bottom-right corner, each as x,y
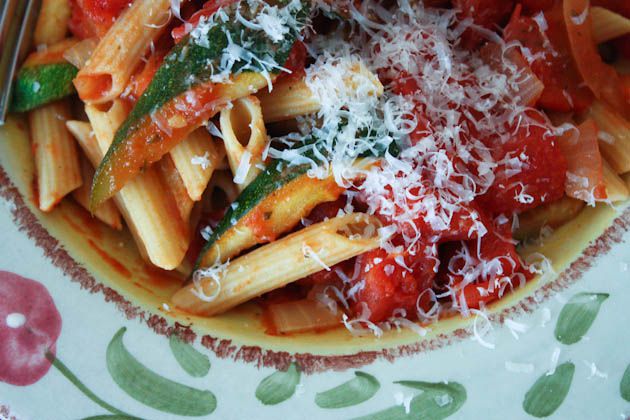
504,4 -> 594,112
453,0 -> 515,49
69,0 -> 130,39
438,221 -> 532,309
351,244 -> 437,323
479,112 -> 567,215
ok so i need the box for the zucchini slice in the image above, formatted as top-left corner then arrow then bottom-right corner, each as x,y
11,63 -> 78,112
11,39 -> 79,113
196,160 -> 344,270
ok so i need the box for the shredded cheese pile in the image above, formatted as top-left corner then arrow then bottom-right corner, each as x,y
278,0 -> 556,330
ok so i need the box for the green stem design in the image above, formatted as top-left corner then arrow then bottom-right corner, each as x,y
46,351 -> 134,417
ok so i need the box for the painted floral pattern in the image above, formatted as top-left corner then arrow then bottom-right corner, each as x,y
0,271 -> 61,386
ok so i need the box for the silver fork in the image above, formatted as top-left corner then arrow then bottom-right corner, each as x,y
0,0 -> 41,125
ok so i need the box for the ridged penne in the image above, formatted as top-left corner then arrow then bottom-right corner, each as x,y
257,60 -> 383,122
74,0 -> 171,103
172,213 -> 382,316
205,170 -> 239,210
589,100 -> 630,174
66,120 -> 124,229
256,77 -> 321,123
157,155 -> 195,223
29,101 -> 82,212
72,155 -> 123,230
514,196 -> 585,240
65,120 -> 101,166
85,101 -> 189,269
602,158 -> 630,201
33,0 -> 71,46
591,6 -> 630,44
219,96 -> 268,191
170,128 -> 224,201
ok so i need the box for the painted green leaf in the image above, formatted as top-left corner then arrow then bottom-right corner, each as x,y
107,328 -> 216,416
354,381 -> 466,420
315,371 -> 380,409
81,416 -> 139,420
169,335 -> 210,378
255,363 -> 301,405
523,362 -> 575,418
554,292 -> 609,345
621,364 -> 630,402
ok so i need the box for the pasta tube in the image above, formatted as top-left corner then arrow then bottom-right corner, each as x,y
66,120 -> 123,230
85,101 -> 189,270
219,96 -> 268,191
74,0 -> 171,103
29,101 -> 82,212
63,38 -> 98,70
205,170 -> 239,210
514,196 -> 585,240
33,0 -> 71,45
256,77 -> 321,123
172,213 -> 382,316
170,128 -> 224,201
65,120 -> 101,166
591,7 -> 630,44
72,156 -> 123,230
267,299 -> 341,334
157,155 -> 195,223
257,60 -> 383,122
602,159 -> 630,202
589,100 -> 630,174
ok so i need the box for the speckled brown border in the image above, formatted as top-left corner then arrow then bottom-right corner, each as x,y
0,405 -> 18,420
1,162 -> 628,374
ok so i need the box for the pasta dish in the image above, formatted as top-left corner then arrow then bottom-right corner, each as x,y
10,0 -> 630,336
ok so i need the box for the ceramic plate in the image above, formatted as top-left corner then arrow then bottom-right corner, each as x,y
1,113 -> 630,419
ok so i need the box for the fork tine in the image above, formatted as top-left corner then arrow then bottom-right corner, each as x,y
0,0 -> 41,125
0,1 -> 15,44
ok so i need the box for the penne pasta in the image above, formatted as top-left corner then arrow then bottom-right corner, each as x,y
157,154 -> 195,223
602,159 -> 630,202
514,195 -> 585,240
33,0 -> 71,46
23,38 -> 79,67
205,169 -> 239,210
74,0 -> 171,103
589,100 -> 630,174
72,155 -> 123,230
29,101 -> 82,212
63,38 -> 98,70
590,6 -> 630,44
66,120 -> 124,230
170,128 -> 224,201
267,299 -> 341,334
65,120 -> 101,166
257,77 -> 321,123
219,96 -> 268,191
85,101 -> 189,269
172,213 -> 382,316
257,60 -> 383,123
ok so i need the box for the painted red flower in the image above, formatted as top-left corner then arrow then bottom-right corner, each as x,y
0,271 -> 62,386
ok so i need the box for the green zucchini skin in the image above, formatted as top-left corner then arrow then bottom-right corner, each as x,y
11,63 -> 78,113
195,159 -> 309,270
